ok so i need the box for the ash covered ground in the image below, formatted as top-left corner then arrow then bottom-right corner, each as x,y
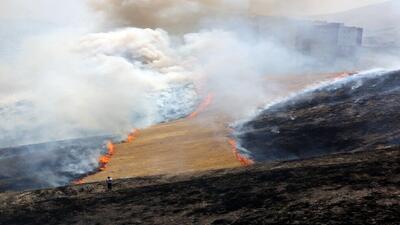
0,83 -> 199,192
1,70 -> 399,225
0,136 -> 112,191
236,69 -> 400,161
0,147 -> 398,225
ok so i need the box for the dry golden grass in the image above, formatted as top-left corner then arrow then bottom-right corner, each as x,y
83,113 -> 240,183
82,73 -> 343,183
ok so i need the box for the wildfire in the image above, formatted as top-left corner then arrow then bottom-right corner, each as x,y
73,179 -> 84,185
228,138 -> 254,166
72,129 -> 140,185
126,129 -> 140,143
98,141 -> 116,171
335,72 -> 357,79
188,93 -> 214,119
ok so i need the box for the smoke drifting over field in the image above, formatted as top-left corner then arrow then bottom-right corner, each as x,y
0,0 -> 315,148
0,0 -> 398,189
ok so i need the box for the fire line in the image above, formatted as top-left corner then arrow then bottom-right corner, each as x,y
228,138 -> 254,166
72,129 -> 140,184
187,93 -> 214,119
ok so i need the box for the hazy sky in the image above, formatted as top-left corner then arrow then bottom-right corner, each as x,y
251,0 -> 388,16
0,0 -> 388,56
0,0 -> 91,24
0,0 -> 388,23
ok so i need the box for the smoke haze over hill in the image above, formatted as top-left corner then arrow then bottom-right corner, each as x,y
0,0 -> 399,189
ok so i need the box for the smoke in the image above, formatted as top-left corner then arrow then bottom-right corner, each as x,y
89,0 -> 385,30
2,1 -> 391,148
0,28 -> 201,147
0,0 -> 398,189
233,69 -> 400,162
88,0 -> 249,31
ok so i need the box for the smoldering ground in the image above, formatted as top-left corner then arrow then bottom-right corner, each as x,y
0,0 -> 399,190
233,69 -> 400,162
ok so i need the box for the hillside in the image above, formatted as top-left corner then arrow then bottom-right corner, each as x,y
237,70 -> 400,161
80,73 -> 340,184
0,73 -> 342,192
82,114 -> 242,183
1,71 -> 399,224
1,147 -> 399,225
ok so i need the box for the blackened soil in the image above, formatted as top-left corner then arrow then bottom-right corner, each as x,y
0,136 -> 113,191
237,70 -> 400,161
1,147 -> 399,225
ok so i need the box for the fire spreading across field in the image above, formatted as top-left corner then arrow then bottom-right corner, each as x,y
98,142 -> 116,171
187,93 -> 214,119
73,129 -> 140,184
70,71 -> 358,185
73,91 -> 258,184
189,92 -> 254,165
228,139 -> 254,166
99,130 -> 140,169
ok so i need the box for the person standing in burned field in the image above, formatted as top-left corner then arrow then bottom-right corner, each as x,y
106,176 -> 113,191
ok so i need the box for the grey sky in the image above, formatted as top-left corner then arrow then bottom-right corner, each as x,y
251,0 -> 388,16
0,0 -> 388,23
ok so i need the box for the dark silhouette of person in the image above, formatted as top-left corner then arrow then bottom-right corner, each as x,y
106,176 -> 113,191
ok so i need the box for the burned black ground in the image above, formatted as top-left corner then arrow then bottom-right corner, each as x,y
237,70 -> 400,161
0,136 -> 112,191
0,147 -> 399,225
2,70 -> 400,224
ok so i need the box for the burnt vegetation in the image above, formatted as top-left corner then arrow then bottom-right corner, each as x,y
1,71 -> 400,224
0,148 -> 399,225
238,70 -> 400,161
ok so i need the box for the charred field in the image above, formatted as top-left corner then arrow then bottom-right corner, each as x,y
0,147 -> 399,225
0,136 -> 113,192
0,70 -> 400,224
1,70 -> 400,225
236,69 -> 400,161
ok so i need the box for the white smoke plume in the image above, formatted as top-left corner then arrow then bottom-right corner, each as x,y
2,0 -> 393,147
0,0 -> 397,189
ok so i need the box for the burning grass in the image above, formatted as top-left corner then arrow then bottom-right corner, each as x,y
187,93 -> 213,119
98,141 -> 116,171
228,138 -> 254,166
125,129 -> 140,143
72,129 -> 140,184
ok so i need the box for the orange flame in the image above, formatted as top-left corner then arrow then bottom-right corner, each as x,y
188,93 -> 213,119
72,179 -> 84,185
72,129 -> 140,185
335,72 -> 357,79
126,129 -> 140,143
228,138 -> 254,166
98,141 -> 116,171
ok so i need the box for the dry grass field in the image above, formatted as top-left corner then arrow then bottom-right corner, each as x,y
82,73 -> 344,183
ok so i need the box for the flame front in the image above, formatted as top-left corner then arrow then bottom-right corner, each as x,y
188,93 -> 214,119
72,179 -> 83,185
126,129 -> 140,143
228,138 -> 254,166
98,141 -> 116,171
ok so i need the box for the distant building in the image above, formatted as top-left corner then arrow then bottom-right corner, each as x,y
252,16 -> 364,62
296,21 -> 363,61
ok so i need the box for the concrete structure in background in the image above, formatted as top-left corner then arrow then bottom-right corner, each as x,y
253,16 -> 364,62
296,21 -> 363,61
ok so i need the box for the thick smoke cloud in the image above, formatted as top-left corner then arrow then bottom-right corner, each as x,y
89,0 -> 385,30
89,0 -> 249,31
0,28 -> 201,147
0,0 -> 324,148
0,25 -> 306,147
0,0 -> 397,189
